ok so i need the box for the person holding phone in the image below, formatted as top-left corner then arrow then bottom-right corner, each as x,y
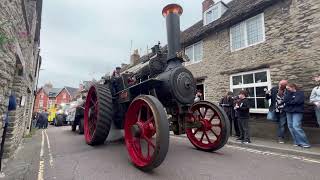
310,75 -> 320,127
265,80 -> 288,144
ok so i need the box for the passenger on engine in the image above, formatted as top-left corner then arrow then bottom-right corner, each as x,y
112,67 -> 121,78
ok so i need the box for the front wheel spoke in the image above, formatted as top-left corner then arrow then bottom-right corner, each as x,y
142,135 -> 155,149
134,138 -> 142,154
143,116 -> 154,127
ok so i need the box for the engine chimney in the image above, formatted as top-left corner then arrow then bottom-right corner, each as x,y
162,4 -> 183,61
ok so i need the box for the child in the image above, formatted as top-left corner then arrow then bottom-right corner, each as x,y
234,90 -> 251,143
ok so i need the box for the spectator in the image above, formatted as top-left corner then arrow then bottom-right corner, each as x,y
37,110 -> 46,129
265,80 -> 288,143
194,90 -> 203,103
284,83 -> 310,148
310,75 -> 320,127
43,109 -> 49,129
234,90 -> 251,144
219,91 -> 239,137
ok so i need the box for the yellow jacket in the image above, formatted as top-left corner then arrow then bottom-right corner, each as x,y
48,106 -> 57,122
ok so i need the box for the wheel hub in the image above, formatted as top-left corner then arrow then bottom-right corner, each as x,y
200,119 -> 212,131
131,125 -> 141,137
135,121 -> 156,139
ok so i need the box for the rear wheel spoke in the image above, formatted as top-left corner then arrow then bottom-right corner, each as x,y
200,132 -> 205,142
193,128 -> 200,135
210,129 -> 218,138
204,131 -> 212,144
197,109 -> 204,119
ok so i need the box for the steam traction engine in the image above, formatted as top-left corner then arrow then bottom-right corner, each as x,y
84,4 -> 230,171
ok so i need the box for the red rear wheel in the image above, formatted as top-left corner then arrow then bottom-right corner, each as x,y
124,95 -> 169,171
186,101 -> 230,152
84,84 -> 113,145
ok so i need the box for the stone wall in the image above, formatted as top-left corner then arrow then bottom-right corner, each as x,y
185,0 -> 320,142
0,0 -> 42,160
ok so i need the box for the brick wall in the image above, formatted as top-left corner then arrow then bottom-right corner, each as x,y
56,89 -> 72,105
34,88 -> 49,112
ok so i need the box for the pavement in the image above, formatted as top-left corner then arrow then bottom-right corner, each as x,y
1,126 -> 320,180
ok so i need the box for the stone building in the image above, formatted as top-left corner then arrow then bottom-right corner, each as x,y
181,0 -> 320,143
0,0 -> 43,160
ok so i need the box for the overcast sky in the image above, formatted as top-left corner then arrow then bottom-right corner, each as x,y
39,0 -> 233,88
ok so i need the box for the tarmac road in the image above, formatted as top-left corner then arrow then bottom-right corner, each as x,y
3,126 -> 320,180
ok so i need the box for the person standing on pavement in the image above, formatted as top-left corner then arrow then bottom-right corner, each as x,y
265,80 -> 288,144
284,83 -> 310,148
234,90 -> 251,144
310,75 -> 320,127
37,110 -> 45,129
219,91 -> 240,137
43,109 -> 49,129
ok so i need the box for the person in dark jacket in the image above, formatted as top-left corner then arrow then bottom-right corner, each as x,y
284,83 -> 310,148
234,90 -> 251,143
265,80 -> 288,143
219,91 -> 239,137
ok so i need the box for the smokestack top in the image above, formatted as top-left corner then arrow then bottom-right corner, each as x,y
162,4 -> 183,17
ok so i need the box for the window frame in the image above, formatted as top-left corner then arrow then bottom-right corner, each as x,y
184,41 -> 203,66
230,13 -> 266,52
229,69 -> 271,114
204,5 -> 220,25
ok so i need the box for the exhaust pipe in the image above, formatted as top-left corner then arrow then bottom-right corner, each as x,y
162,4 -> 183,61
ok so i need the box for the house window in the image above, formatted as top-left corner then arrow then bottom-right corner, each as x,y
185,41 -> 203,65
230,69 -> 271,113
230,13 -> 265,51
205,6 -> 219,25
39,100 -> 43,108
203,2 -> 228,25
63,93 -> 66,99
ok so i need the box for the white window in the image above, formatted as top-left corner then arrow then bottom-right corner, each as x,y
63,93 -> 66,99
205,6 -> 219,25
39,100 -> 43,108
230,13 -> 265,51
185,41 -> 203,65
204,2 -> 228,25
230,69 -> 271,113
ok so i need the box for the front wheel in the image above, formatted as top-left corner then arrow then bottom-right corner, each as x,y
186,101 -> 230,152
124,95 -> 169,171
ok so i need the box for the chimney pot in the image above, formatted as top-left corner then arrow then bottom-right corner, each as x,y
130,49 -> 140,66
202,0 -> 214,13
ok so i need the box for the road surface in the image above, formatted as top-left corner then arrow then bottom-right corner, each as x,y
3,126 -> 320,180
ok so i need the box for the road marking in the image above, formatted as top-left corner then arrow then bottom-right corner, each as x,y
44,130 -> 54,167
171,135 -> 320,164
226,145 -> 320,164
37,130 -> 45,180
